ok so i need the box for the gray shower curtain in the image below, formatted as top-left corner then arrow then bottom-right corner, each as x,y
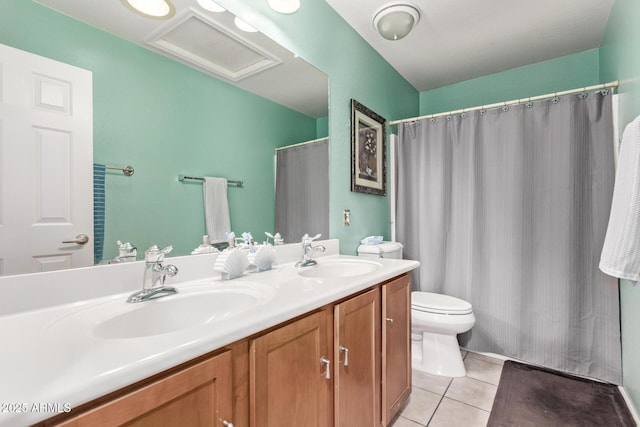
396,92 -> 622,384
275,139 -> 329,244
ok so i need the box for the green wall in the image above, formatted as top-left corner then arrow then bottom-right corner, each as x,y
215,0 -> 419,255
600,0 -> 640,412
2,0 -> 420,259
419,49 -> 601,115
0,0 -> 319,260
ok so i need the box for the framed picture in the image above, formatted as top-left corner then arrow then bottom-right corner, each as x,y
351,99 -> 386,196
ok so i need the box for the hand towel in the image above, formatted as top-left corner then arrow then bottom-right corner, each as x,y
203,177 -> 231,243
599,115 -> 640,284
93,163 -> 106,264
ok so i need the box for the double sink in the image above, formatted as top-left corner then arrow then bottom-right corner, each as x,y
49,258 -> 382,340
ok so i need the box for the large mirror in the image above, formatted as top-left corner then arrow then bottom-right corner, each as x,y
0,0 -> 328,276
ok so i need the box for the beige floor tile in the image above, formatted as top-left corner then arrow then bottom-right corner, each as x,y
390,415 -> 424,427
464,351 -> 506,366
428,397 -> 490,427
399,386 -> 442,425
463,356 -> 503,386
444,376 -> 498,411
412,368 -> 453,395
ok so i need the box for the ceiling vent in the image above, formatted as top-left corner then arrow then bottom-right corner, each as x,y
146,8 -> 282,82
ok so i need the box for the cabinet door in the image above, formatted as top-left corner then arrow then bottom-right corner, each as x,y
250,309 -> 333,427
56,351 -> 234,427
334,288 -> 381,427
382,274 -> 412,426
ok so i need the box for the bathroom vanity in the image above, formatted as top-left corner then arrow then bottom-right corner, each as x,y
0,240 -> 418,427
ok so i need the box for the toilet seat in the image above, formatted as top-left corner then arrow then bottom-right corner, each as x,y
411,292 -> 473,315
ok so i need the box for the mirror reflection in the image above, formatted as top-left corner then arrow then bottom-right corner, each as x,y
0,0 -> 328,276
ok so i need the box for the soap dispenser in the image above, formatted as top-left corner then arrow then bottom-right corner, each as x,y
191,235 -> 219,255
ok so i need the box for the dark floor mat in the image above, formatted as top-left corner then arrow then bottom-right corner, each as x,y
487,360 -> 635,427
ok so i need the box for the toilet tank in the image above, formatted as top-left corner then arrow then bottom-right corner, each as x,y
357,241 -> 403,259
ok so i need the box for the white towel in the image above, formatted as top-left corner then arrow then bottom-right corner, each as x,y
600,115 -> 640,284
203,177 -> 231,243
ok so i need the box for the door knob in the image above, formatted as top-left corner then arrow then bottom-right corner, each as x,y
62,234 -> 90,245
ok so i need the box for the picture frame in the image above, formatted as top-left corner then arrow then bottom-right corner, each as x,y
351,99 -> 386,196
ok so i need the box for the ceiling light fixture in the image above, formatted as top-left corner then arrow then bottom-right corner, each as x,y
373,4 -> 420,41
122,0 -> 175,19
197,0 -> 226,13
268,0 -> 300,14
234,17 -> 258,33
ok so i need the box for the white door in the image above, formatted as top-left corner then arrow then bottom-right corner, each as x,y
0,43 -> 93,276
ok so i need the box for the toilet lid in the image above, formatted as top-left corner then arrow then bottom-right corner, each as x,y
411,292 -> 473,315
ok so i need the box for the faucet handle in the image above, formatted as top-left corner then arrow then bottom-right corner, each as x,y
302,233 -> 321,244
165,264 -> 178,276
144,245 -> 173,262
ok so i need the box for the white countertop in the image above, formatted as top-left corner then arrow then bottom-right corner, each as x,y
0,241 -> 418,426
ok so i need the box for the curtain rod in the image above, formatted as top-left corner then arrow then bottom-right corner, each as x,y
389,80 -> 619,126
275,136 -> 328,152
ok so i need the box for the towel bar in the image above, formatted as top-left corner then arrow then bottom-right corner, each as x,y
178,175 -> 243,187
106,165 -> 134,176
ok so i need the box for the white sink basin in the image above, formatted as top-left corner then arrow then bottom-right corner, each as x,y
297,259 -> 382,278
49,282 -> 275,340
95,291 -> 259,339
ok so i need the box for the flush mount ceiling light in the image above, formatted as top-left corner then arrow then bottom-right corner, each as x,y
268,0 -> 300,14
122,0 -> 175,19
373,4 -> 420,41
197,0 -> 226,13
234,17 -> 258,32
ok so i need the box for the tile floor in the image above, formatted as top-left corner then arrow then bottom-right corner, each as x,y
391,350 -> 505,427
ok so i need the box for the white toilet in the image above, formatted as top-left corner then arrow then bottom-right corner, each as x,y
411,292 -> 475,377
357,241 -> 475,377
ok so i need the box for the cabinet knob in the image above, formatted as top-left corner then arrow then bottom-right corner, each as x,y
320,356 -> 331,379
221,420 -> 234,427
386,317 -> 394,324
339,345 -> 349,366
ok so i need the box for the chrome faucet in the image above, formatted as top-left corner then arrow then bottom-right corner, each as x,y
127,245 -> 178,303
109,240 -> 137,263
295,234 -> 326,268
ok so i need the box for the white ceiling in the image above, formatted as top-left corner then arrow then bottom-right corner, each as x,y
325,0 -> 615,91
33,0 -> 616,110
35,0 -> 329,118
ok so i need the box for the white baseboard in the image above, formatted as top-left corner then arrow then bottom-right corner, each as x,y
618,386 -> 640,425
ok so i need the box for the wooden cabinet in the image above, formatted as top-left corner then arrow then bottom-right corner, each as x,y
249,308 -> 333,427
54,350 -> 234,427
381,274 -> 412,425
334,288 -> 381,427
249,274 -> 411,427
44,273 -> 412,427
